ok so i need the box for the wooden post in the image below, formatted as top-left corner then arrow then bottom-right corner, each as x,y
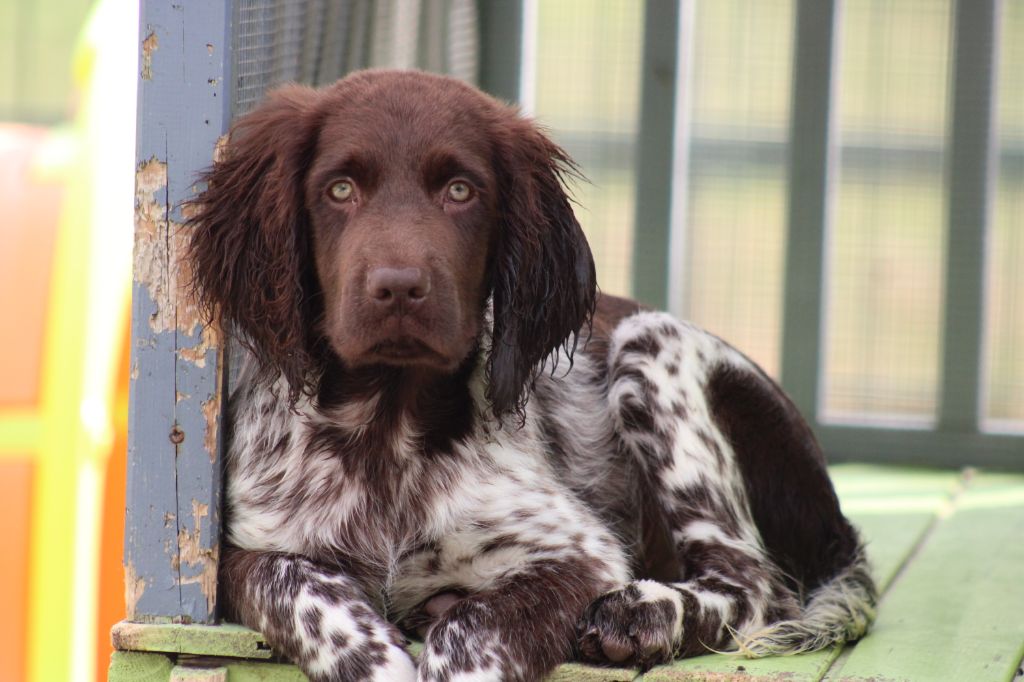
125,0 -> 233,624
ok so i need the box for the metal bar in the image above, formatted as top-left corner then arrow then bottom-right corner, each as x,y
631,0 -> 681,310
779,0 -> 840,419
126,0 -> 232,624
819,423 -> 1022,472
667,0 -> 695,318
477,0 -> 522,102
938,0 -> 1002,434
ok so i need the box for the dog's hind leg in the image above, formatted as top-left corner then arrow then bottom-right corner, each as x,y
579,312 -> 872,668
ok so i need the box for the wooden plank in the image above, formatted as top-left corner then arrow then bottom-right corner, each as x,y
832,464 -> 965,589
646,650 -> 838,682
549,663 -> 637,681
220,660 -> 309,682
111,621 -> 273,660
170,664 -> 227,682
126,0 -> 232,624
107,651 -> 174,682
830,472 -> 1024,682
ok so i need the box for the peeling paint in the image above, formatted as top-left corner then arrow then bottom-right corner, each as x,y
176,500 -> 218,615
164,512 -> 175,528
206,43 -> 214,56
130,362 -> 139,380
201,395 -> 220,463
178,323 -> 218,368
125,561 -> 147,619
141,31 -> 159,80
134,157 -> 211,340
213,134 -> 229,164
134,157 -> 174,332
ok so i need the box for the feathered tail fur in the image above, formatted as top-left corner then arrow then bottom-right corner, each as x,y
736,542 -> 878,657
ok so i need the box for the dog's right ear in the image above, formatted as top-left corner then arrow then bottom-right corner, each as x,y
186,84 -> 323,401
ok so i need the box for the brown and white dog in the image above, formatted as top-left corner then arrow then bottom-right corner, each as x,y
187,69 -> 876,682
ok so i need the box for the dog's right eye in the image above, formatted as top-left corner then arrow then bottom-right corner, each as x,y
328,180 -> 354,202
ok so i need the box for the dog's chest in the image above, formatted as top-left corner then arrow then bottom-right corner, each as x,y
227,386 -> 553,549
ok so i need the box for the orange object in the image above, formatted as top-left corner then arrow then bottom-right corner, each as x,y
0,459 -> 33,682
0,125 -> 62,407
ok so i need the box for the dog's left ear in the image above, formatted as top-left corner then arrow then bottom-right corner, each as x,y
487,116 -> 596,417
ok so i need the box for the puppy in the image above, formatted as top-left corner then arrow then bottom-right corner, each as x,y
186,69 -> 875,682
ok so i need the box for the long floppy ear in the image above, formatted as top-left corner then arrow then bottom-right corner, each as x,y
487,117 -> 597,417
186,84 -> 324,402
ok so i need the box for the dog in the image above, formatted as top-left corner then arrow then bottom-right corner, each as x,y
186,69 -> 876,682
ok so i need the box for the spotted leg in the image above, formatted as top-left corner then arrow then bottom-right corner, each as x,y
220,547 -> 417,682
579,313 -> 801,668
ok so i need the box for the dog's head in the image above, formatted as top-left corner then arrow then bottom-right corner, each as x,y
188,69 -> 594,416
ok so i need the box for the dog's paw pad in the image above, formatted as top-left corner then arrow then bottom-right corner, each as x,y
577,580 -> 683,669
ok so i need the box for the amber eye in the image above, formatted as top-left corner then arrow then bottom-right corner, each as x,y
447,181 -> 472,203
329,180 -> 354,202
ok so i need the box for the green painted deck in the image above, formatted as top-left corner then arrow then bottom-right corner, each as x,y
109,464 -> 1024,682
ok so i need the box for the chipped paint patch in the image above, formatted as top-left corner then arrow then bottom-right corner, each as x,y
125,561 -> 147,619
176,500 -> 218,616
134,157 -> 210,338
178,323 -> 218,368
141,31 -> 159,80
212,134 -> 230,164
201,395 -> 220,463
134,157 -> 174,332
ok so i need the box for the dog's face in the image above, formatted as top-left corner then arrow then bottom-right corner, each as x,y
188,70 -> 596,415
304,74 -> 498,373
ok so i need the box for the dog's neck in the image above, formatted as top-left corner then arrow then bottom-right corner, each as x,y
315,352 -> 481,456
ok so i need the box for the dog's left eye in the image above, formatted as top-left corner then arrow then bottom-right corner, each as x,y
447,181 -> 473,203
328,180 -> 354,202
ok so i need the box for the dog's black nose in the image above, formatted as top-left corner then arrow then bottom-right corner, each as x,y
367,267 -> 431,305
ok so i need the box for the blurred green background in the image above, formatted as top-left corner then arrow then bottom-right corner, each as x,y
0,0 -> 96,123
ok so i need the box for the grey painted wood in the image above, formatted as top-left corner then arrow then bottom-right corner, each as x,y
477,0 -> 522,102
631,0 -> 680,311
938,0 -> 1002,434
127,0 -> 232,624
779,0 -> 839,420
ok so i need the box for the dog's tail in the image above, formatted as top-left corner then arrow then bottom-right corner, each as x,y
735,541 -> 878,657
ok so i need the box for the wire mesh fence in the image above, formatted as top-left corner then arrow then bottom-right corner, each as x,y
232,0 -> 479,116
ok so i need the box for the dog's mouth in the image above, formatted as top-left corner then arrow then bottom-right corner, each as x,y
367,336 -> 449,366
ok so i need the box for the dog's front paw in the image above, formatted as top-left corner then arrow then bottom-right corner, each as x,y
577,580 -> 684,670
418,601 -> 506,682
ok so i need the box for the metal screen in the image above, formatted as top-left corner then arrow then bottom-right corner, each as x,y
232,0 -> 479,116
524,0 -> 1023,468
